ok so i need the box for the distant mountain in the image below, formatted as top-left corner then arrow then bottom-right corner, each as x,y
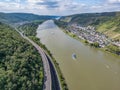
58,11 -> 120,40
0,12 -> 58,24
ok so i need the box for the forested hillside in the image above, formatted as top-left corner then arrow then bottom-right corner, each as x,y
58,12 -> 120,40
0,22 -> 43,90
0,12 -> 58,24
18,20 -> 44,36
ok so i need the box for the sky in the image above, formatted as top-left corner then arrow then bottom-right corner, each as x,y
0,0 -> 120,15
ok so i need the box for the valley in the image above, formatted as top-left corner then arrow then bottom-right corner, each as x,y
0,11 -> 120,90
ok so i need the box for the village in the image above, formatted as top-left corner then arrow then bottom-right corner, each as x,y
66,24 -> 120,47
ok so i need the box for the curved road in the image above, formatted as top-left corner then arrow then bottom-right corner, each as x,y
25,36 -> 52,90
15,28 -> 52,90
15,27 -> 61,90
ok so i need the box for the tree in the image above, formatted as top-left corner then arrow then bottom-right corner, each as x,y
0,22 -> 44,90
90,42 -> 99,48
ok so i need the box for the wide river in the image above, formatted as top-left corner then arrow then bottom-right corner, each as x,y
37,20 -> 120,90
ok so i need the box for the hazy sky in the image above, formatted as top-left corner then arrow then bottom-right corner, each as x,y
0,0 -> 120,15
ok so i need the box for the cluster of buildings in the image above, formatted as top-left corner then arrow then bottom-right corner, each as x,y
113,41 -> 120,47
66,24 -> 110,47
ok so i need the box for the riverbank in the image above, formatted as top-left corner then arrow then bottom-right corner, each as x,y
62,28 -> 120,57
17,21 -> 69,90
29,36 -> 68,90
54,20 -> 120,56
36,20 -> 120,90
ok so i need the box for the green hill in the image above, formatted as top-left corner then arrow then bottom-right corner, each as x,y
0,22 -> 43,90
0,12 -> 58,24
58,12 -> 120,40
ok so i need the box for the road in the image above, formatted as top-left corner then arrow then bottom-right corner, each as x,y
25,36 -> 52,90
15,27 -> 61,90
15,28 -> 51,90
45,54 -> 61,90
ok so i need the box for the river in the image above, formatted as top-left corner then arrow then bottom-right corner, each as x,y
36,20 -> 120,90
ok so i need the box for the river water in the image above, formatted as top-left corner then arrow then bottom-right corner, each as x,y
36,20 -> 120,90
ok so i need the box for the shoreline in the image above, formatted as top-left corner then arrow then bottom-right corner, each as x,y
57,26 -> 120,57
17,21 -> 69,90
29,36 -> 69,90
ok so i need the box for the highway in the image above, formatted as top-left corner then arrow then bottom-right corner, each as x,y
15,28 -> 51,90
24,36 -> 52,90
15,27 -> 61,90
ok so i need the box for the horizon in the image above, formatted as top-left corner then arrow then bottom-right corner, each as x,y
1,10 -> 120,17
0,0 -> 120,15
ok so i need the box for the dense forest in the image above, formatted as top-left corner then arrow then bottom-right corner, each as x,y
0,22 -> 44,90
18,20 -> 44,36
